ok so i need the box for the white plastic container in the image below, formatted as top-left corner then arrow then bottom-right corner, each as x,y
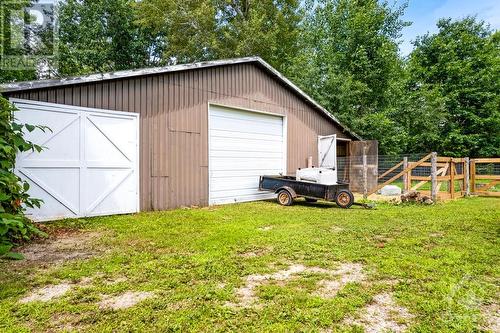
379,185 -> 402,196
296,167 -> 338,185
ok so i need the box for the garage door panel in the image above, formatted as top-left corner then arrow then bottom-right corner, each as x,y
210,138 -> 283,153
210,129 -> 282,141
211,187 -> 271,198
210,110 -> 283,125
210,192 -> 275,205
210,106 -> 282,124
210,176 -> 261,192
209,105 -> 285,205
210,149 -> 282,159
211,158 -> 282,171
210,116 -> 283,136
211,169 -> 283,178
13,99 -> 139,221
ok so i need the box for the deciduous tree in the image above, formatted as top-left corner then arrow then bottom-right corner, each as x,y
405,17 -> 500,157
288,0 -> 409,154
57,0 -> 161,76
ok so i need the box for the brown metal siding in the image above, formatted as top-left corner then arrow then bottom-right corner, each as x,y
7,63 -> 354,210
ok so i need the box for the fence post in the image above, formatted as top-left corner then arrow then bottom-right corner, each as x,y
450,160 -> 455,199
362,145 -> 368,199
464,157 -> 470,196
402,157 -> 408,193
470,159 -> 475,194
431,152 -> 438,202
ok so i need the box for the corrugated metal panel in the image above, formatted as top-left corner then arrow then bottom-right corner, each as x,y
7,63 -> 355,211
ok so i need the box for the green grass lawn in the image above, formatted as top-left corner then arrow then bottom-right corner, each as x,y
1,198 -> 499,332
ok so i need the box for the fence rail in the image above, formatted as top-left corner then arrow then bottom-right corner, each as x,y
348,152 -> 499,202
470,158 -> 500,197
367,153 -> 469,201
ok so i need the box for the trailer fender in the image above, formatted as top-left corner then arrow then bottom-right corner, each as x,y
275,186 -> 297,198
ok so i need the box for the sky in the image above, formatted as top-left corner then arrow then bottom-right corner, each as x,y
397,0 -> 500,55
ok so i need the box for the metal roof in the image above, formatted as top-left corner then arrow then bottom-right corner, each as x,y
0,56 -> 360,139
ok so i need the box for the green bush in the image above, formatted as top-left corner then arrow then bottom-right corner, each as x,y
0,95 -> 48,259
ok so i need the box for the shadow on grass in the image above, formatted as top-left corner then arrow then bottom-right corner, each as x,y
263,198 -> 343,209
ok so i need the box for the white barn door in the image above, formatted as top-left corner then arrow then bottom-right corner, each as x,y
209,104 -> 286,205
318,134 -> 337,168
12,99 -> 139,221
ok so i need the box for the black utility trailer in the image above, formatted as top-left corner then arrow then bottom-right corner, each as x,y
259,175 -> 355,208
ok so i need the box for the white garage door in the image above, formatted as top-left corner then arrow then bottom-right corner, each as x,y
12,99 -> 139,221
209,104 -> 286,205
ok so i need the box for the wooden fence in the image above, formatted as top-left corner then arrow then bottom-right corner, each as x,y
366,153 -> 500,202
470,158 -> 500,197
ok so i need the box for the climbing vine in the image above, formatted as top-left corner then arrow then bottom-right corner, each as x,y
0,95 -> 47,259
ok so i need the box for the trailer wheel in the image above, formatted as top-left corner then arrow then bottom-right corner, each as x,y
277,190 -> 293,206
335,190 -> 354,209
305,197 -> 318,203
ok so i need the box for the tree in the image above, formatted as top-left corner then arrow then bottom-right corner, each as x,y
288,0 -> 410,154
0,0 -> 38,83
213,0 -> 303,74
135,0 -> 302,73
57,0 -> 162,76
406,17 -> 500,157
134,0 -> 218,64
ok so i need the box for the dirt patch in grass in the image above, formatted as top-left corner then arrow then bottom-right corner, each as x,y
49,312 -> 86,332
314,263 -> 365,298
481,302 -> 499,332
99,291 -> 155,310
105,276 -> 128,285
344,293 -> 413,333
227,262 -> 365,308
19,283 -> 73,303
330,226 -> 344,233
19,277 -> 92,304
226,264 -> 307,308
258,226 -> 273,231
237,247 -> 272,258
12,231 -> 103,267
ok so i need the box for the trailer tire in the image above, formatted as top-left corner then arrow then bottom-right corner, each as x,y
305,197 -> 318,203
277,189 -> 293,206
335,190 -> 354,209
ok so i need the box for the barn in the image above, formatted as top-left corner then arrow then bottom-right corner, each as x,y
1,57 -> 359,221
